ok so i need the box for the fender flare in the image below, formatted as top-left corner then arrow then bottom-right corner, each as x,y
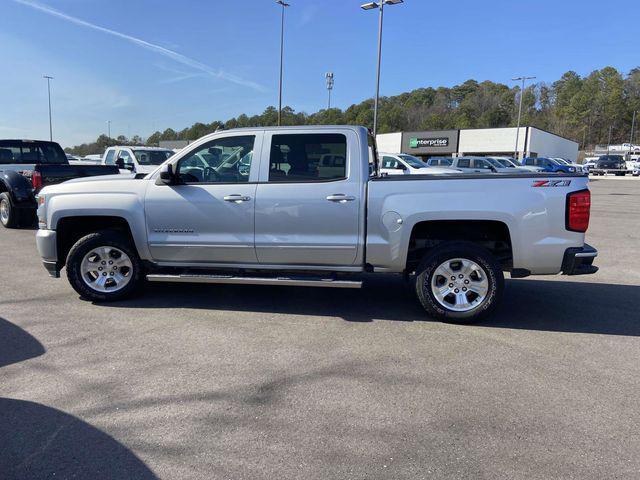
0,170 -> 34,206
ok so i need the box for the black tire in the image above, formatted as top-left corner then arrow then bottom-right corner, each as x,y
66,231 -> 143,302
414,241 -> 504,324
0,192 -> 19,228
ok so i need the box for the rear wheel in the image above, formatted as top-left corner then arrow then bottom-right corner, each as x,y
415,242 -> 504,323
0,193 -> 19,228
66,231 -> 143,301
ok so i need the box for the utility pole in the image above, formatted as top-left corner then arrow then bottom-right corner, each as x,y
630,110 -> 637,145
361,0 -> 404,136
512,75 -> 536,159
276,1 -> 290,126
107,120 -> 111,139
607,125 -> 613,155
325,72 -> 334,109
43,75 -> 54,141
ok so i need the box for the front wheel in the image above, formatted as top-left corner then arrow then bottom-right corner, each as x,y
66,231 -> 143,302
415,242 -> 504,323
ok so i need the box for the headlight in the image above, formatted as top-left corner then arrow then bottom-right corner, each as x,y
569,167 -> 576,172
36,194 -> 47,229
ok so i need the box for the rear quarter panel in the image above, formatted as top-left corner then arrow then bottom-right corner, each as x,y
366,174 -> 590,274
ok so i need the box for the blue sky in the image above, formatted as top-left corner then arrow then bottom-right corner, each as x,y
1,0 -> 638,147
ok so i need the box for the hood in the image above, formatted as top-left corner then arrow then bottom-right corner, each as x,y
62,173 -> 137,184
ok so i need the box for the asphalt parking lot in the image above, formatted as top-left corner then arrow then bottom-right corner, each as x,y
1,178 -> 639,480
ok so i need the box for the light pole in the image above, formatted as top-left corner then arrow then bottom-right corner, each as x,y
276,0 -> 290,126
361,0 -> 403,137
512,75 -> 536,159
607,125 -> 613,155
630,110 -> 637,145
107,120 -> 111,139
325,72 -> 334,109
43,75 -> 54,141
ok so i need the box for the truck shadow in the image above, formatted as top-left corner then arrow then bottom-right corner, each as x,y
0,398 -> 158,480
103,277 -> 640,336
0,317 -> 46,368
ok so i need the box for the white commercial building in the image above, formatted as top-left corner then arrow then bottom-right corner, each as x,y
377,126 -> 579,161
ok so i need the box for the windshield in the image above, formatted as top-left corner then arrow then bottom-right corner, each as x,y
0,140 -> 67,165
485,158 -> 505,168
554,158 -> 570,165
133,149 -> 173,165
398,154 -> 428,168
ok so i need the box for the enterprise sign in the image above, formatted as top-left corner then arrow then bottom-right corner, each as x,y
409,137 -> 449,148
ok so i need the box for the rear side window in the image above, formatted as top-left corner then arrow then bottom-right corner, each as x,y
269,133 -> 347,182
382,156 -> 401,169
0,141 -> 66,164
104,149 -> 116,165
457,159 -> 470,168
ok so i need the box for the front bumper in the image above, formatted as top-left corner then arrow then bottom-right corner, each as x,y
36,229 -> 60,278
561,243 -> 598,276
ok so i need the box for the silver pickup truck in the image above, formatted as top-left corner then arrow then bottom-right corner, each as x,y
35,126 -> 597,323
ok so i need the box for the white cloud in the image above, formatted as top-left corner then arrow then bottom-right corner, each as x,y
12,0 -> 267,92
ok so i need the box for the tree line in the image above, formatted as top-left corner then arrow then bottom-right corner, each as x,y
66,66 -> 640,156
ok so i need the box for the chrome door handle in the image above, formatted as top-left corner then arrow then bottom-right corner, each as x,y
326,194 -> 356,203
223,195 -> 251,203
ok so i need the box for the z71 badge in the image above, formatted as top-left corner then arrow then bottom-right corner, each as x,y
532,180 -> 572,187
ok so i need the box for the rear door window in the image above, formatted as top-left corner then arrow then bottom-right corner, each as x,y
104,149 -> 116,165
457,159 -> 470,168
0,141 -> 66,164
268,133 -> 347,182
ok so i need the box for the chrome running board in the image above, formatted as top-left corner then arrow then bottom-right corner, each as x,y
146,273 -> 362,289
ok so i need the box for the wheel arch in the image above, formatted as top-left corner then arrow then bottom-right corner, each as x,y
55,215 -> 138,266
405,219 -> 513,273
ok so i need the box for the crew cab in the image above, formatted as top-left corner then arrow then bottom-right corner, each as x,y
102,146 -> 174,175
35,126 -> 597,323
0,140 -> 119,228
379,152 -> 461,175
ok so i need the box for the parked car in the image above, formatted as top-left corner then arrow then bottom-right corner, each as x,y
521,157 -> 578,173
590,155 -> 627,176
450,156 -> 528,174
379,153 -> 461,175
550,158 -> 586,174
35,126 -> 597,323
488,157 -> 544,172
0,139 -> 119,228
424,157 -> 453,167
102,146 -> 175,175
582,157 -> 599,173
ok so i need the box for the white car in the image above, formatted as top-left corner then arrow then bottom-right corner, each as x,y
379,152 -> 461,175
102,146 -> 175,175
582,157 -> 599,173
488,157 -> 544,172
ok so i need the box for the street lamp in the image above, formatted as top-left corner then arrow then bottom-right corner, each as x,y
107,120 -> 111,139
361,0 -> 403,137
512,75 -> 536,159
43,75 -> 54,141
276,0 -> 290,126
325,72 -> 334,109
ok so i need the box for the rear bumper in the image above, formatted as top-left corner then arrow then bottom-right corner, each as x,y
36,229 -> 60,278
561,243 -> 598,276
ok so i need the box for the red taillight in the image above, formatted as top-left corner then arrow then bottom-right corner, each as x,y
566,189 -> 590,232
32,170 -> 43,191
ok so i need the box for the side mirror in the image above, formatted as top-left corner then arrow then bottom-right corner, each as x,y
399,163 -> 408,171
156,163 -> 176,185
115,158 -> 124,169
